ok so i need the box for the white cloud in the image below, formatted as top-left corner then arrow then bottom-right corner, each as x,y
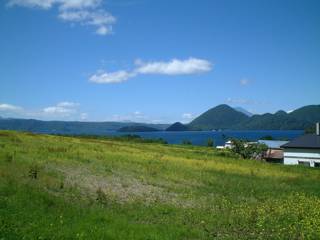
58,9 -> 115,35
135,58 -> 212,75
96,25 -> 109,35
43,106 -> 74,114
7,0 -> 116,36
109,111 -> 147,122
225,98 -> 268,106
226,98 -> 251,105
57,101 -> 79,108
58,0 -> 101,10
8,0 -> 101,9
43,101 -> 79,115
240,78 -> 249,86
181,113 -> 195,123
182,113 -> 194,119
0,101 -> 88,121
80,112 -> 88,120
89,70 -> 136,84
7,0 -> 55,9
0,103 -> 23,112
89,58 -> 213,84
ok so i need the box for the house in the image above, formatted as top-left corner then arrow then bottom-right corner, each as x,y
258,140 -> 289,163
281,123 -> 320,167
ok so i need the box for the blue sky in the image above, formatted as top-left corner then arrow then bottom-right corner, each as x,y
0,0 -> 319,123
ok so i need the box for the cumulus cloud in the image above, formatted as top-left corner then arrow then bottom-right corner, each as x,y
0,101 -> 88,121
90,58 -> 212,84
89,70 -> 136,83
58,9 -> 115,35
43,101 -> 79,115
7,0 -> 115,35
0,103 -> 23,112
135,58 -> 212,75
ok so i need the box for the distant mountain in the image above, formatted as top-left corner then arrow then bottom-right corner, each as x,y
234,111 -> 300,130
1,104 -> 319,133
189,104 -> 249,130
235,106 -> 320,130
117,126 -> 160,132
289,105 -> 320,123
189,104 -> 320,130
166,122 -> 189,131
233,107 -> 253,117
0,118 -> 169,135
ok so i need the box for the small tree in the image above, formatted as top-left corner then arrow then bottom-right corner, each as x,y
230,139 -> 268,159
230,139 -> 246,158
207,138 -> 214,147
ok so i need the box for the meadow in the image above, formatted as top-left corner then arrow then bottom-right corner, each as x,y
0,130 -> 320,239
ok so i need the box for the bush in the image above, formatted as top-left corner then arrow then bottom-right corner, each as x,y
4,153 -> 14,163
28,164 -> 39,179
207,138 -> 214,147
230,139 -> 268,159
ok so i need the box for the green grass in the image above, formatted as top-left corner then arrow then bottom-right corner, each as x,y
1,130 -> 320,239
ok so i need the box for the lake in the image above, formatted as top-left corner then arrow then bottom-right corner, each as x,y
106,130 -> 304,146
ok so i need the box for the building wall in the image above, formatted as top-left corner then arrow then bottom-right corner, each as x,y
283,148 -> 320,167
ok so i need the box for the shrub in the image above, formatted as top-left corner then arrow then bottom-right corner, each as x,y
230,138 -> 268,159
207,138 -> 214,147
4,152 -> 14,163
28,164 -> 39,179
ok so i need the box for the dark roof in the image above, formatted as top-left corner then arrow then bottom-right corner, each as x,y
281,134 -> 320,149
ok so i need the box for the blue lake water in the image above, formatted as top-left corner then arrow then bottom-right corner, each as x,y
106,130 -> 304,146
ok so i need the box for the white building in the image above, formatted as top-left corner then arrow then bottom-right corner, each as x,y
216,140 -> 235,149
281,123 -> 320,167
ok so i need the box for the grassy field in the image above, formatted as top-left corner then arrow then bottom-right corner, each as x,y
1,130 -> 320,239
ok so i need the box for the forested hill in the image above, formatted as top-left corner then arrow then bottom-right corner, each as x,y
0,118 -> 169,135
188,104 -> 320,130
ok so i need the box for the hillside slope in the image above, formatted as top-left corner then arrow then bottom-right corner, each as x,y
1,131 -> 320,239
